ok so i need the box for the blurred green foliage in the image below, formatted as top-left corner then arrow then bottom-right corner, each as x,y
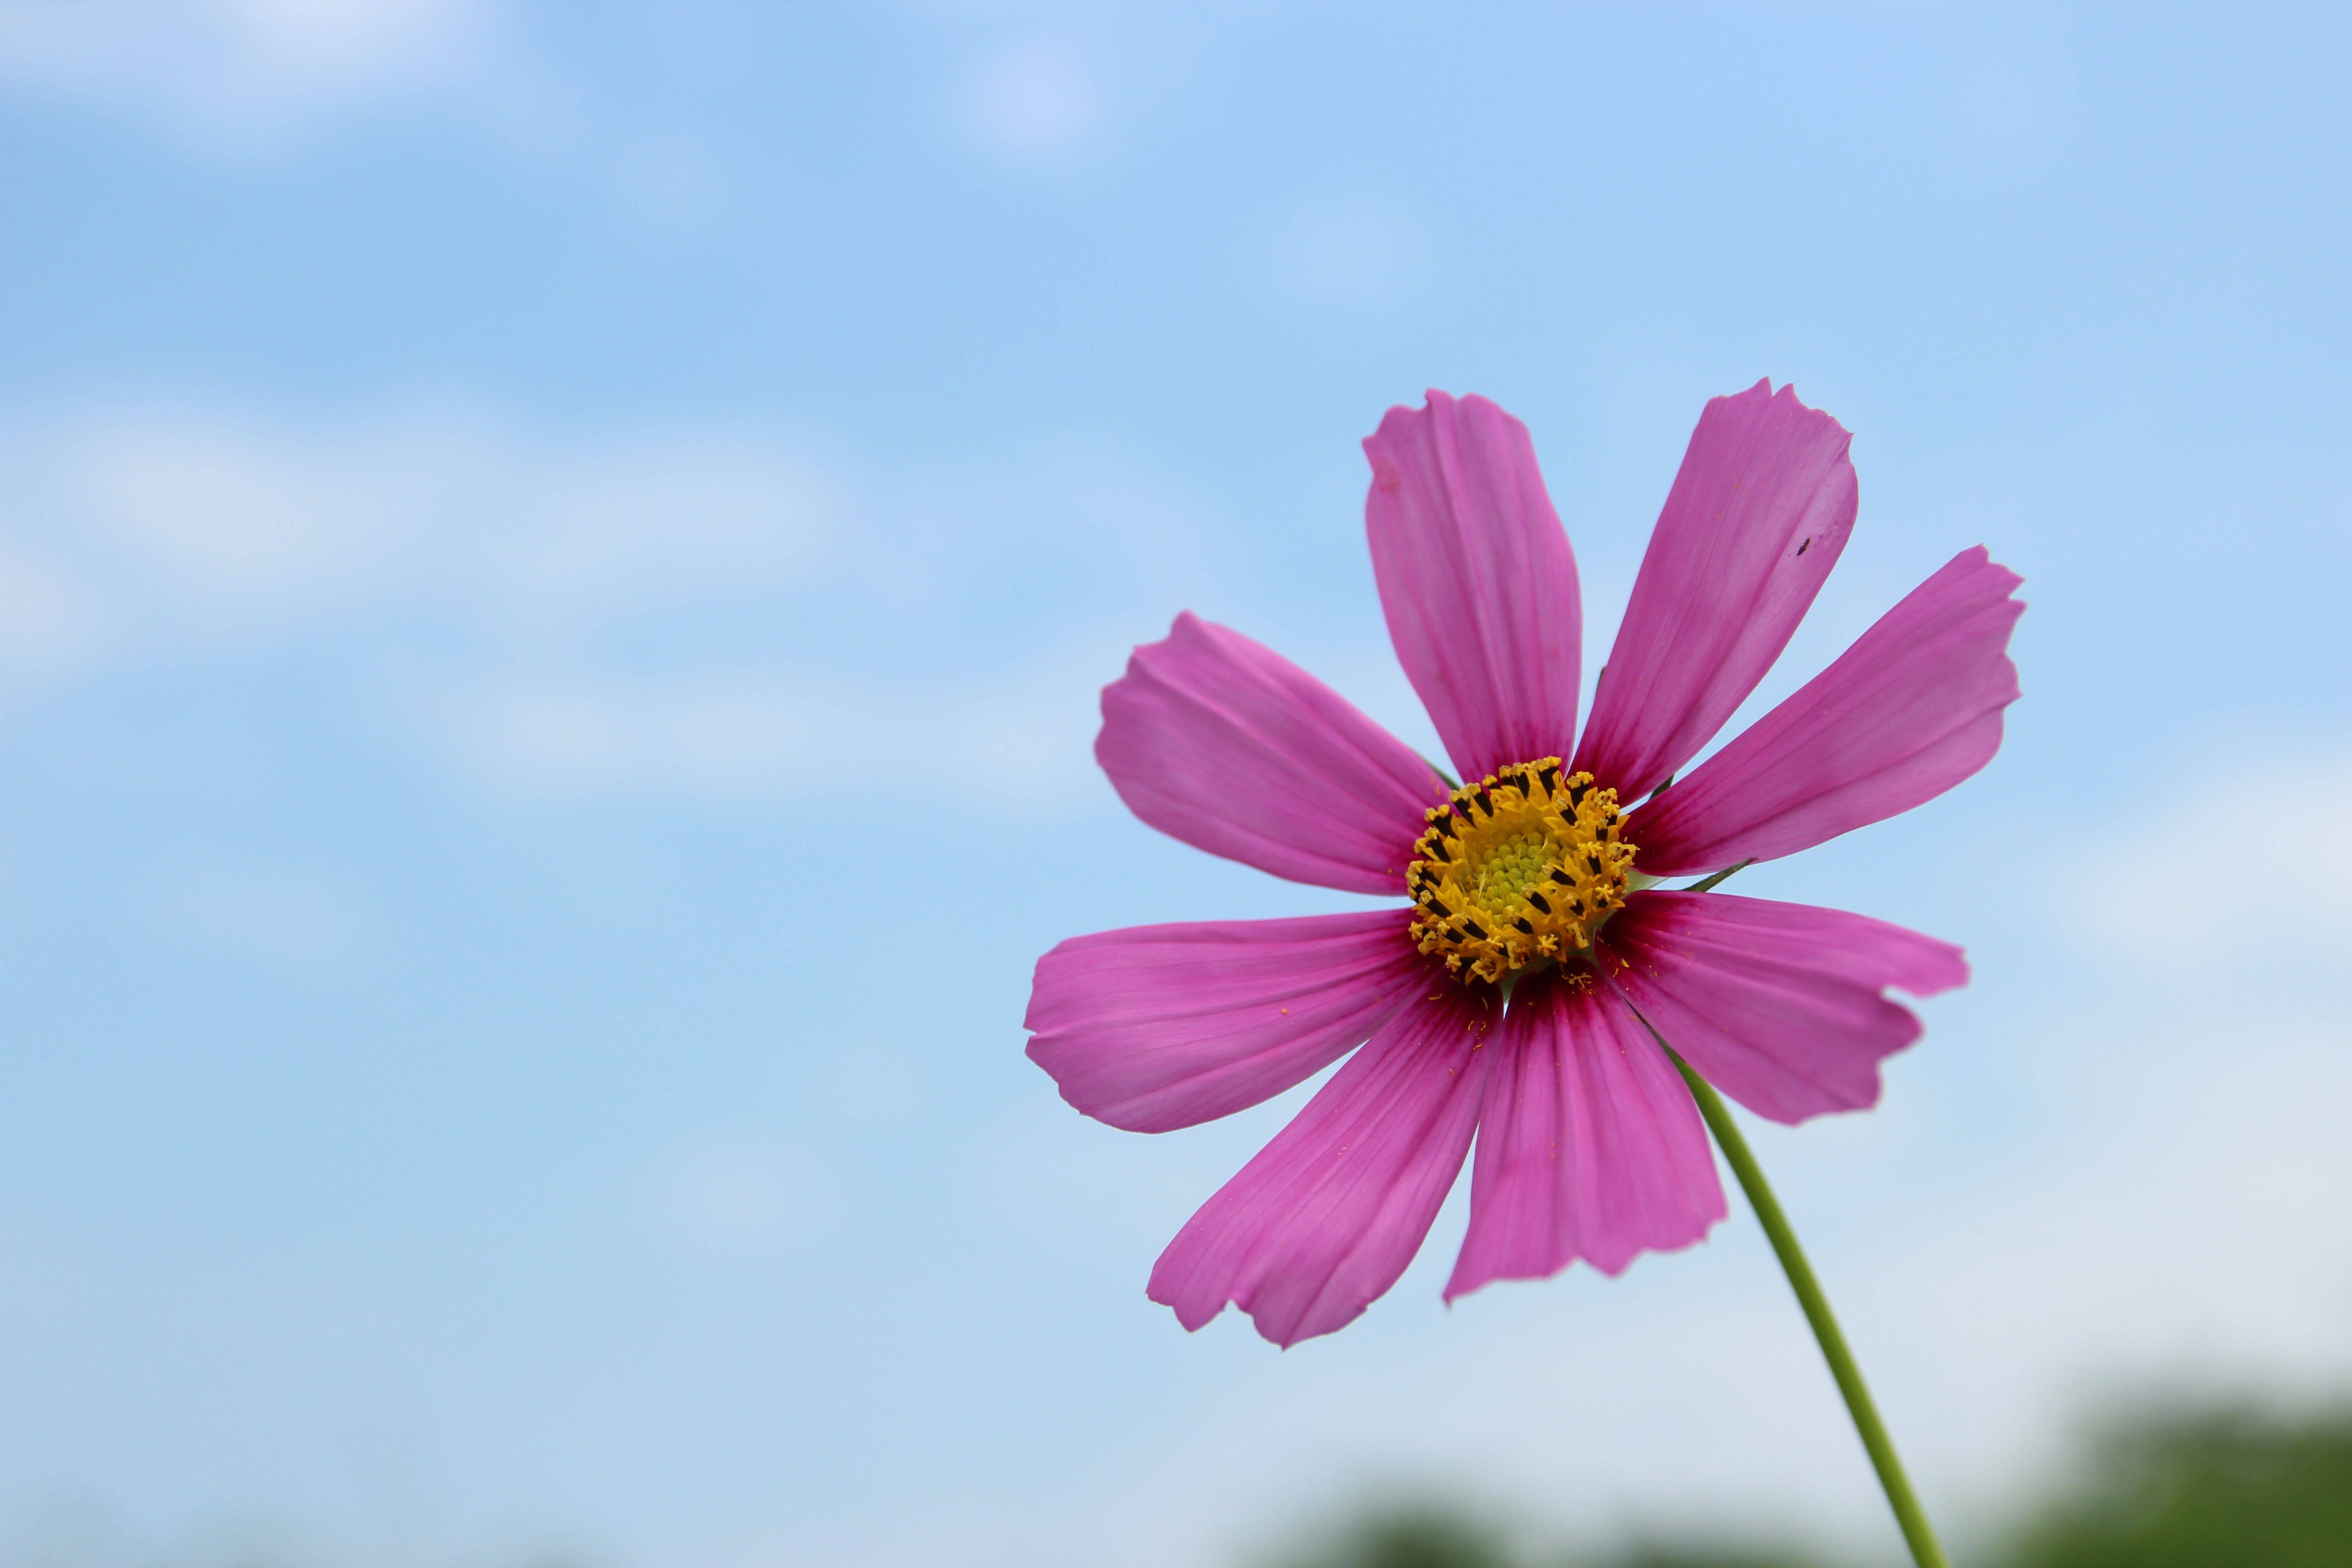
1271,1403 -> 2352,1568
1269,1503 -> 1818,1568
2002,1403 -> 2352,1568
15,1396 -> 2352,1568
1601,1550 -> 1820,1568
1275,1505 -> 1518,1568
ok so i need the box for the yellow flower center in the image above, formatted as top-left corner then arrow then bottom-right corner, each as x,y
1405,759 -> 1635,985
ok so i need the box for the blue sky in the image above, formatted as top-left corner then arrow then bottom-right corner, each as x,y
1,4 -> 2349,1566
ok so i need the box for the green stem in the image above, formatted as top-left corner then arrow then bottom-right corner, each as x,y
1665,1048 -> 1951,1568
1681,858 -> 1753,895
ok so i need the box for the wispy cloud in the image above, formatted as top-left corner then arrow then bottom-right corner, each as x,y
0,399 -> 1210,809
0,402 -> 831,659
0,0 -> 714,227
430,634 -> 1122,808
958,33 -> 1106,164
941,9 -> 1234,175
2068,747 -> 2352,963
0,0 -> 503,152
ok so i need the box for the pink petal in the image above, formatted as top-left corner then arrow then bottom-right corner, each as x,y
1628,549 -> 2024,877
1024,911 -> 1433,1134
1599,891 -> 1967,1124
1573,381 -> 1858,803
1446,975 -> 1723,1300
1097,612 -> 1446,896
1363,392 -> 1582,782
1147,993 -> 1490,1347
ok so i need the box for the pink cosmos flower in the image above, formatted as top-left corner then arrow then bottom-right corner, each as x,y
1025,381 -> 2023,1348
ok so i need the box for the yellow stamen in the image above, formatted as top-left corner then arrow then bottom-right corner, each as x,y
1404,759 -> 1635,986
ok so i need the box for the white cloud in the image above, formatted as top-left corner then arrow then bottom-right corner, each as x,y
0,0 -> 499,151
959,34 -> 1106,163
0,399 -> 1199,809
0,402 -> 833,662
432,629 -> 1120,807
0,537 -> 103,672
2069,749 -> 2352,962
62,406 -> 422,618
0,2 -> 748,227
